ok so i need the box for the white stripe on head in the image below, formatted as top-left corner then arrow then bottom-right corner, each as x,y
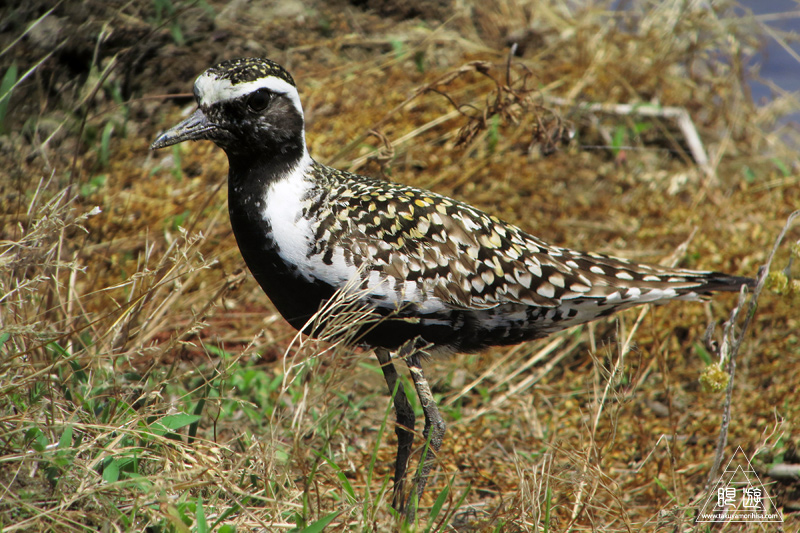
194,73 -> 304,117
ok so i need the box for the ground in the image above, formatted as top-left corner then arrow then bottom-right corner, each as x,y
0,0 -> 798,531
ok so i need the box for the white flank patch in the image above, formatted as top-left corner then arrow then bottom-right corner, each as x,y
384,279 -> 443,313
262,153 -> 354,287
262,155 -> 447,314
261,155 -> 314,264
366,270 -> 385,290
195,73 -> 304,117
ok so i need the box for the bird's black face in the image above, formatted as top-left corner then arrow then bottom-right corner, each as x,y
151,58 -> 306,159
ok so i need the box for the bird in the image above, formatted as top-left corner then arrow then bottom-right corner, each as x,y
151,57 -> 755,519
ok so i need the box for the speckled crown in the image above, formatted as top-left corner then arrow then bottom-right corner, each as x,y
206,58 -> 295,87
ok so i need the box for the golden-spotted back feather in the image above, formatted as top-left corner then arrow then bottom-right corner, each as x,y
298,162 -> 750,350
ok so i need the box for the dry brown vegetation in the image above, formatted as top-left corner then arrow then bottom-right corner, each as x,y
1,0 -> 798,531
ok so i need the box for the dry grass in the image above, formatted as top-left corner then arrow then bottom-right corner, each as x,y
1,0 -> 798,531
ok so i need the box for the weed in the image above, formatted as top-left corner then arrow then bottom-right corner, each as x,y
152,0 -> 185,45
0,63 -> 17,134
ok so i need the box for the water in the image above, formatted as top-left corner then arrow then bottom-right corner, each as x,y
739,1 -> 800,126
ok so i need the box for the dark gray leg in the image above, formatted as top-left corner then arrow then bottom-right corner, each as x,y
402,343 -> 446,519
374,347 -> 416,513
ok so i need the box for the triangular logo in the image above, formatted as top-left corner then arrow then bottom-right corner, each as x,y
696,446 -> 783,522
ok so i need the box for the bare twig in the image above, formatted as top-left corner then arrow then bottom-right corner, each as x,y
326,61 -> 493,167
548,96 -> 711,176
704,209 -> 800,491
767,464 -> 800,482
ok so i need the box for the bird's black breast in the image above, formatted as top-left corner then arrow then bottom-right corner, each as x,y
226,160 -> 336,332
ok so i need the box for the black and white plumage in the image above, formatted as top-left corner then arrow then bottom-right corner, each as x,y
151,57 -> 754,518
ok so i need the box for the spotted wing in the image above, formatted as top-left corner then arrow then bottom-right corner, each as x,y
310,167 -> 742,317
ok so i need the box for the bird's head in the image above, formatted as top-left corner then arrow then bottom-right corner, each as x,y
151,58 -> 306,159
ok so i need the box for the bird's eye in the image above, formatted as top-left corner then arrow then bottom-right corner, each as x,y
247,89 -> 271,111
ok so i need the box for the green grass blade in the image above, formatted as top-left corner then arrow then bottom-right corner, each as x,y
102,458 -> 120,483
159,413 -> 201,430
315,450 -> 356,502
0,63 -> 17,134
99,122 -> 114,167
295,511 -> 339,533
195,497 -> 207,533
424,476 -> 450,532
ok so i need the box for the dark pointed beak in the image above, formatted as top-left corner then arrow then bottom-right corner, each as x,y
150,107 -> 217,150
